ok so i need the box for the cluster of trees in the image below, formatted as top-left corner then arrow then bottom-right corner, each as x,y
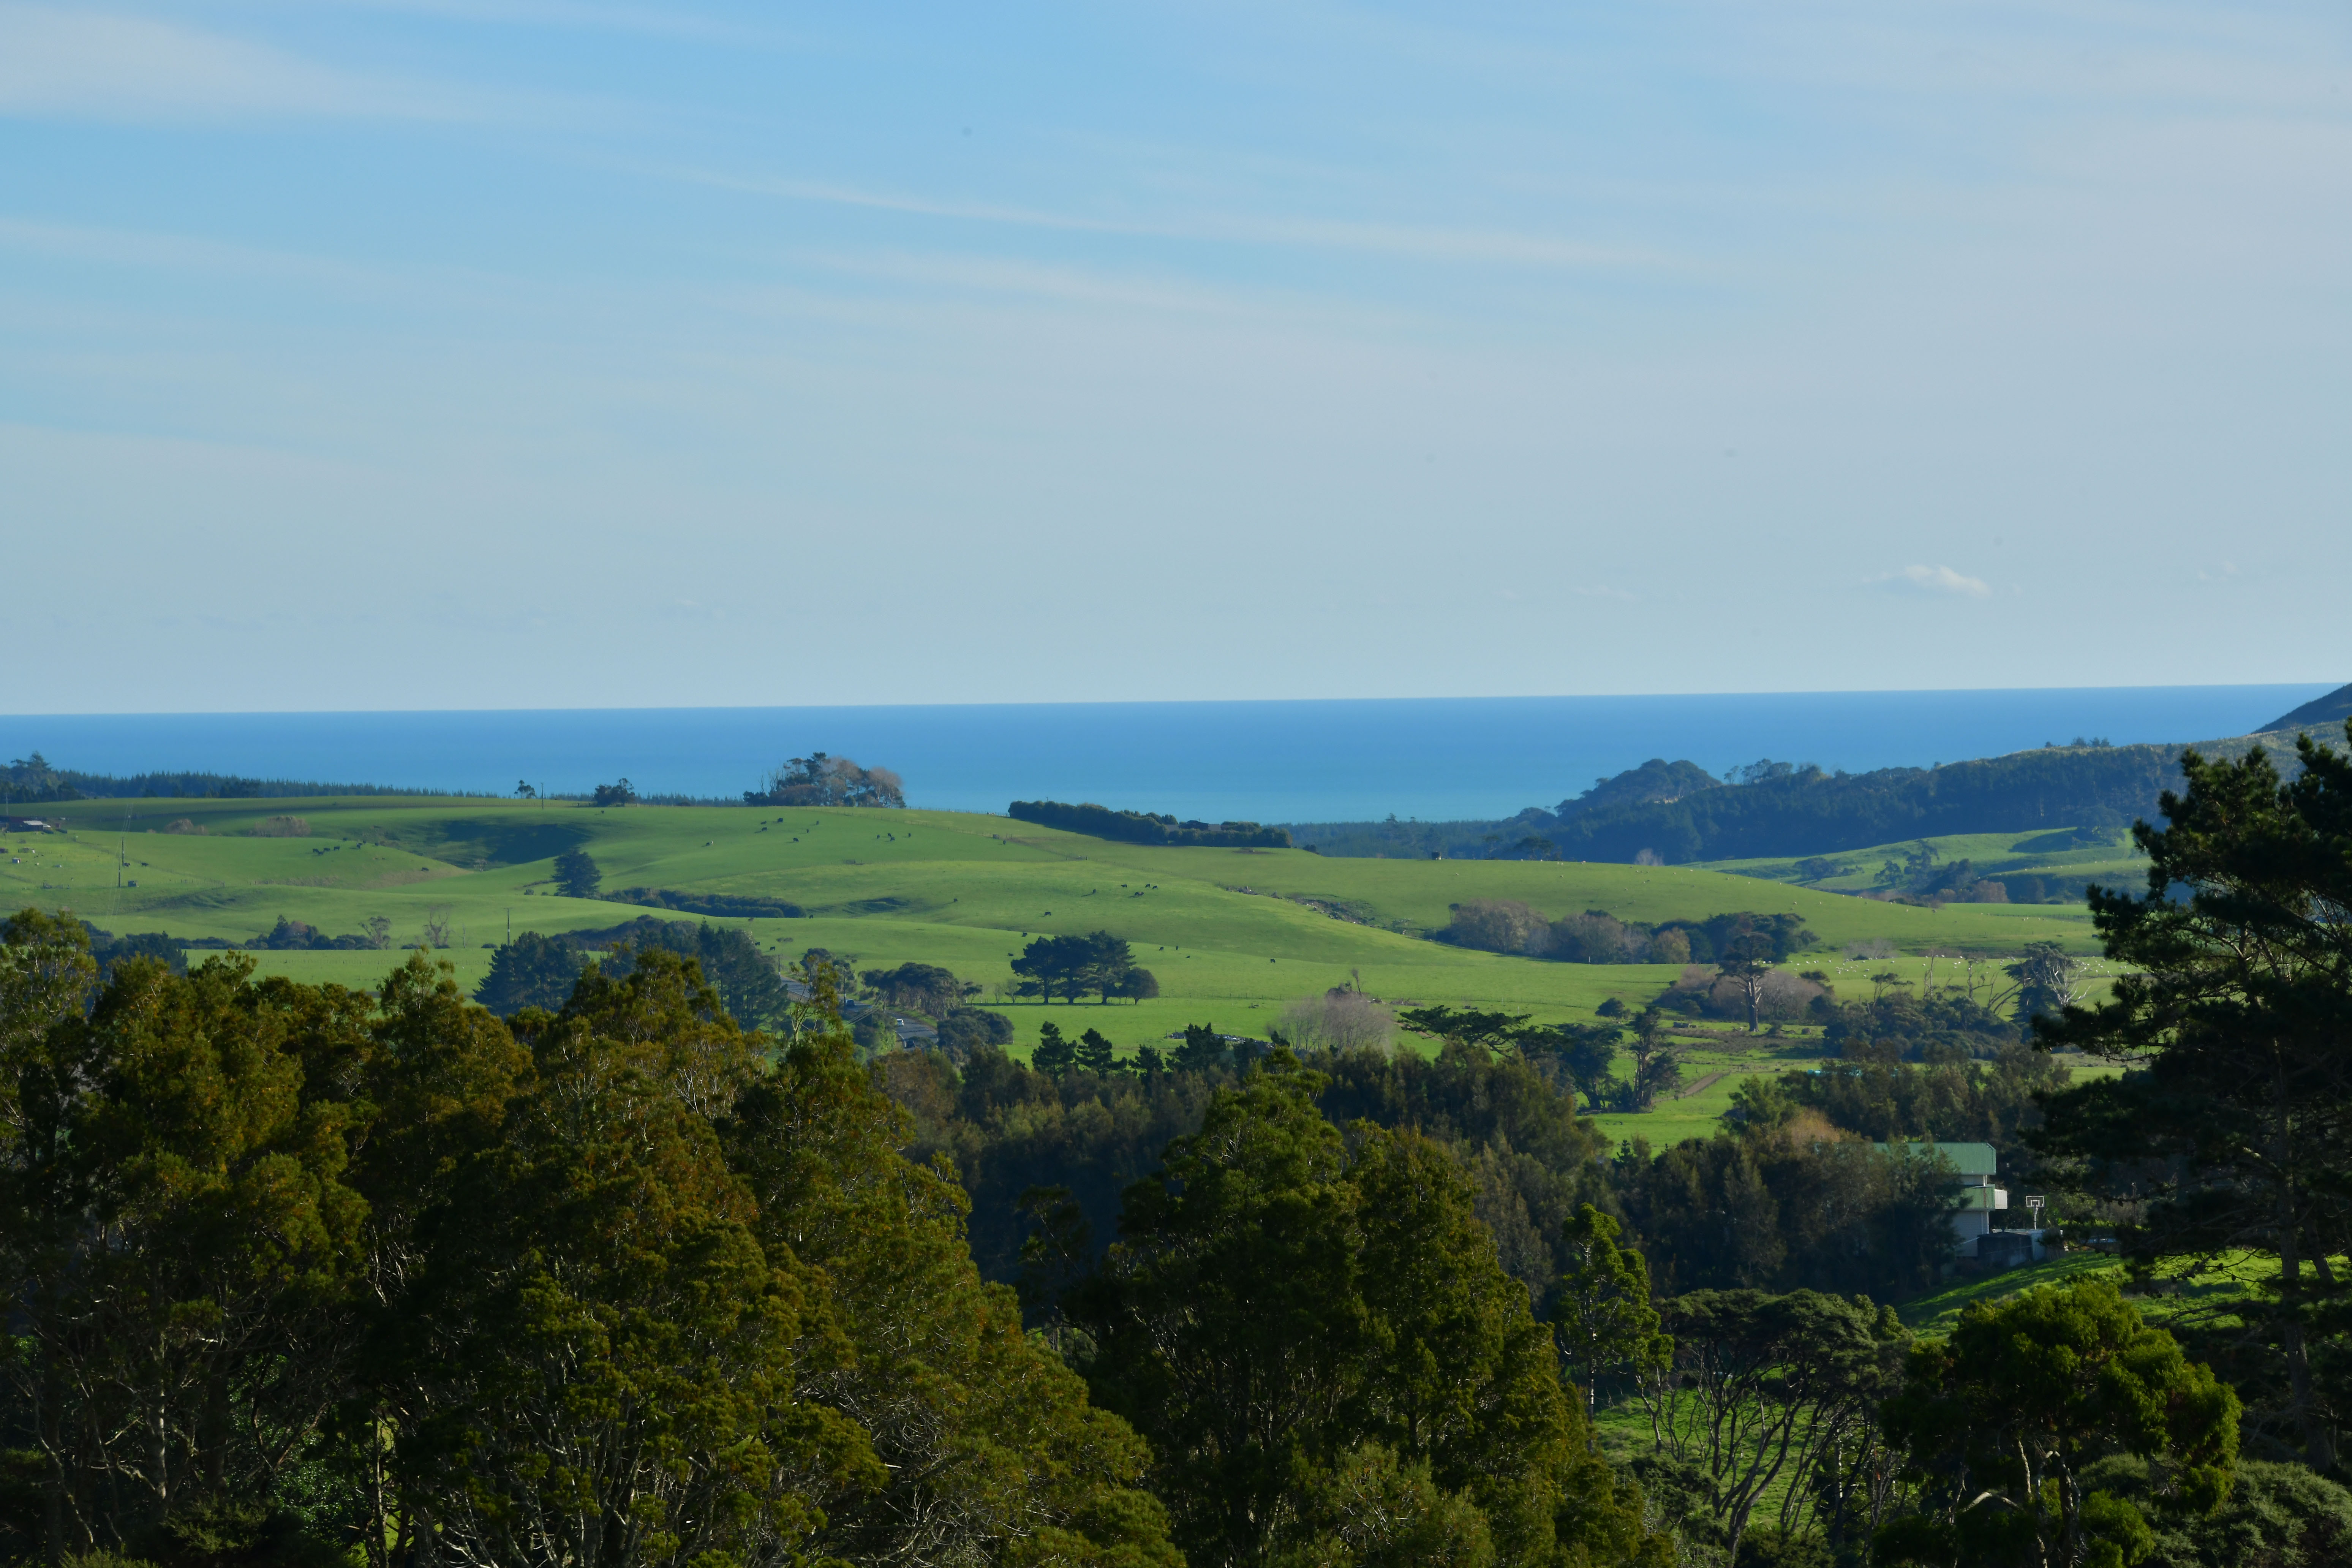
859,959 -> 974,1016
1010,930 -> 1160,1003
1650,964 -> 1830,1029
475,916 -> 789,1029
1865,840 -> 2011,903
76,923 -> 190,978
745,753 -> 906,808
1067,1055 -> 1663,1566
1792,943 -> 2076,1045
239,914 -> 395,952
1001,1044 -> 2303,1568
887,997 -> 2045,1317
590,778 -> 639,805
480,932 -> 1017,1070
1445,902 -> 1814,969
1602,1267 -> 2269,1566
0,920 -> 1176,1568
1007,800 -> 1292,848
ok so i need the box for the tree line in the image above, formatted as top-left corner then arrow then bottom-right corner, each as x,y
1007,800 -> 1291,849
1010,931 -> 1160,1003
1,752 -> 443,806
1443,903 -> 1815,968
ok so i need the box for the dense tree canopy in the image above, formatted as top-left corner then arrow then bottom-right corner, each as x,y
1073,1052 -> 1666,1568
1012,931 -> 1155,1005
745,754 -> 905,808
2036,730 -> 2352,1470
1879,1277 -> 2239,1568
0,914 -> 1174,1568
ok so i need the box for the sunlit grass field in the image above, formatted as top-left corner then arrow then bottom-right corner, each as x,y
7,795 -> 2115,1131
1695,825 -> 2150,900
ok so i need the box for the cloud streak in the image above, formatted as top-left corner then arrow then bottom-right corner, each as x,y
0,4 -> 478,120
1874,564 -> 1992,597
664,166 -> 1677,273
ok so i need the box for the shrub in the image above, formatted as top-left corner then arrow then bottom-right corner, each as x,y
1445,898 -> 1549,954
1549,909 -> 1652,963
1277,988 -> 1396,1052
250,815 -> 310,837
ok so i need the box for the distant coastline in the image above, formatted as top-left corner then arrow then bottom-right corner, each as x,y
0,685 -> 2331,826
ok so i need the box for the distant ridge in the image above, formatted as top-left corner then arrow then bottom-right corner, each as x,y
2261,681 -> 2352,736
1289,735 -> 2312,865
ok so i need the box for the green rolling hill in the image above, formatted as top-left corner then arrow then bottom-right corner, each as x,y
7,795 -> 2110,1134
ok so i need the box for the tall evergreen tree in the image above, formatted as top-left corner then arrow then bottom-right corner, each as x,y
2036,731 -> 2352,1469
1076,1051 -> 1666,1568
1076,1026 -> 1119,1075
473,929 -> 586,1015
725,988 -> 1178,1566
1550,1204 -> 1669,1417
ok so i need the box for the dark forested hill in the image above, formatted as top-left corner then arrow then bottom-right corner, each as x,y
1289,738 -> 2307,865
1541,744 -> 2183,863
2263,681 -> 2352,735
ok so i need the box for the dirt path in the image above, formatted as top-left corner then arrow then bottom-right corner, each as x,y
1674,1070 -> 1730,1100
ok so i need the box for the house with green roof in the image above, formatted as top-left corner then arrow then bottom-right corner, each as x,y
1878,1140 -> 2047,1266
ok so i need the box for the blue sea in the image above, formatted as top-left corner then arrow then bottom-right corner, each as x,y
1,686 -> 2331,825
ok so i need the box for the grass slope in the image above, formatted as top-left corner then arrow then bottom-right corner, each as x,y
1696,826 -> 2150,901
9,798 -> 2103,1122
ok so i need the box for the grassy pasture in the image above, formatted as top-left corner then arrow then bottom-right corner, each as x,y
1696,825 -> 2150,902
8,796 -> 2118,1133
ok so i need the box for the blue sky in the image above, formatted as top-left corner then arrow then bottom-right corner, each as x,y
5,0 -> 2349,711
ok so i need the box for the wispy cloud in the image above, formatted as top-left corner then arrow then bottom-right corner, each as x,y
315,0 -> 797,48
0,5 -> 474,120
1873,564 -> 1991,597
664,165 -> 1676,272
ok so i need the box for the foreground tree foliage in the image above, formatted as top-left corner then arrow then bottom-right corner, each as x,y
0,915 -> 1173,1568
1878,1276 -> 2240,1568
1072,1052 -> 1669,1568
1638,1288 -> 1908,1563
2035,729 -> 2352,1468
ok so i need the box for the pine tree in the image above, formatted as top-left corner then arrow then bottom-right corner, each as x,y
1078,1051 -> 1668,1567
1550,1204 -> 1670,1416
1035,1020 -> 1078,1078
1076,1027 -> 1118,1075
2036,731 -> 2352,1470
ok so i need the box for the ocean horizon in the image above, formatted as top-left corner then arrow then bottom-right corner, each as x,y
2,685 -> 2332,827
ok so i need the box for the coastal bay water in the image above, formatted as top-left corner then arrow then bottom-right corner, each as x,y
1,686 -> 2330,827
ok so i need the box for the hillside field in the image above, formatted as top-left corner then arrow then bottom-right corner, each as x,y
6,796 -> 2112,1128
1694,825 -> 2150,898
